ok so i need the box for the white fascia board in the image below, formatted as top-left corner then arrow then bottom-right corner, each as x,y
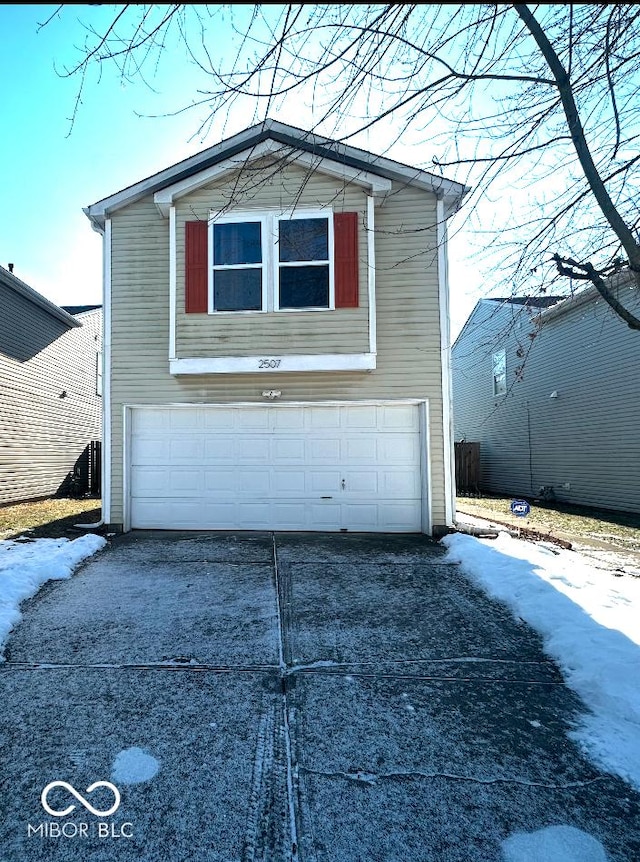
154,141 -> 392,217
169,353 -> 377,375
84,120 -> 467,229
84,125 -> 272,229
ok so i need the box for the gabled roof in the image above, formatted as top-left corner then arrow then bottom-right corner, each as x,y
452,296 -> 564,349
0,266 -> 80,328
84,119 -> 469,231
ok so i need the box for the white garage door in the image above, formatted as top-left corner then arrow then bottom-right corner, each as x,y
128,404 -> 425,532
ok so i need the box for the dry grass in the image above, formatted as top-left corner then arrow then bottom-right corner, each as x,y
457,495 -> 640,552
0,498 -> 102,541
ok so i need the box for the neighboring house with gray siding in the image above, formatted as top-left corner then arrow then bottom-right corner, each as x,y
84,120 -> 467,534
0,265 -> 102,505
452,278 -> 640,514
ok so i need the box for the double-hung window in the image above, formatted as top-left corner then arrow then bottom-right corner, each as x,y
276,214 -> 332,310
208,210 -> 334,313
211,217 -> 266,312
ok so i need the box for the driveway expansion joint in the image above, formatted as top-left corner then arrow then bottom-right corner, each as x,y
2,660 -> 280,674
298,765 -> 609,790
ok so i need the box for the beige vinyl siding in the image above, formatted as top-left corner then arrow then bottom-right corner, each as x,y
175,161 -> 369,357
0,299 -> 102,505
109,178 -> 446,526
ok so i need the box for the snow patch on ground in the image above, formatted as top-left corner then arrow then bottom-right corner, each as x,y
442,531 -> 640,790
0,534 -> 106,655
502,824 -> 607,861
111,747 -> 160,784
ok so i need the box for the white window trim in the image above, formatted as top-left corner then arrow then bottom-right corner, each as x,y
273,209 -> 335,312
208,207 -> 334,314
208,212 -> 269,314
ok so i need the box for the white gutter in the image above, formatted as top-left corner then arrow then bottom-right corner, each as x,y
437,198 -> 455,526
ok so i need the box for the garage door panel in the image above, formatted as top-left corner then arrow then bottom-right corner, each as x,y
273,438 -> 305,462
204,436 -> 236,461
380,436 -> 421,463
204,470 -> 237,493
382,503 -> 422,529
308,471 -> 342,494
273,410 -> 305,430
344,406 -> 378,428
239,470 -> 271,494
341,471 -> 378,494
380,404 -> 419,429
307,407 -> 341,429
235,437 -> 271,462
307,503 -> 341,530
131,467 -> 170,495
169,410 -> 199,432
308,438 -> 341,462
169,437 -> 204,461
203,409 -> 236,430
272,471 -> 307,493
129,404 -> 425,532
343,437 -> 378,462
132,409 -> 169,433
131,437 -> 169,464
238,409 -> 271,431
381,470 -> 422,496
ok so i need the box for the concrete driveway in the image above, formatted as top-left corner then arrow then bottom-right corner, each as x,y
0,532 -> 638,861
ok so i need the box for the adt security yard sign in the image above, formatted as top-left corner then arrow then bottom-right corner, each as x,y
510,499 -> 531,517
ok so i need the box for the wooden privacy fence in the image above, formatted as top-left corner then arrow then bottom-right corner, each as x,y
455,441 -> 480,493
59,440 -> 102,497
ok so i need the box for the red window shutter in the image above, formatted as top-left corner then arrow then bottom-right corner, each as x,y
334,212 -> 359,308
185,220 -> 208,313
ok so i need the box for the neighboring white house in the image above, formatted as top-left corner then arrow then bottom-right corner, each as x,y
0,265 -> 102,505
85,120 -> 468,534
452,279 -> 640,514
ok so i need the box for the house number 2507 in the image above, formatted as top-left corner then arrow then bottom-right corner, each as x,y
258,359 -> 281,369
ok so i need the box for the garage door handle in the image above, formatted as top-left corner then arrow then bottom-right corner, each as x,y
321,496 -> 333,500
341,479 -> 346,490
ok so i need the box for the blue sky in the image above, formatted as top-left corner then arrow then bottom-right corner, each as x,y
0,4 -> 485,336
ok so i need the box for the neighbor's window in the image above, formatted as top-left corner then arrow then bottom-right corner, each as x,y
96,351 -> 103,397
211,220 -> 264,312
277,216 -> 330,309
492,348 -> 506,396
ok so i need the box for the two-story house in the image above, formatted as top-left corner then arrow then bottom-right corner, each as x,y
84,121 -> 467,534
452,279 -> 640,514
0,265 -> 102,505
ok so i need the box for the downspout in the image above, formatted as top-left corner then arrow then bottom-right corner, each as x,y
437,197 -> 455,526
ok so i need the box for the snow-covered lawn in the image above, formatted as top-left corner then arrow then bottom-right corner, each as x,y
0,534 -> 106,656
442,529 -> 640,792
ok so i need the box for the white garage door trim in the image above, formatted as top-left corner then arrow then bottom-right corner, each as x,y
123,400 -> 432,534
